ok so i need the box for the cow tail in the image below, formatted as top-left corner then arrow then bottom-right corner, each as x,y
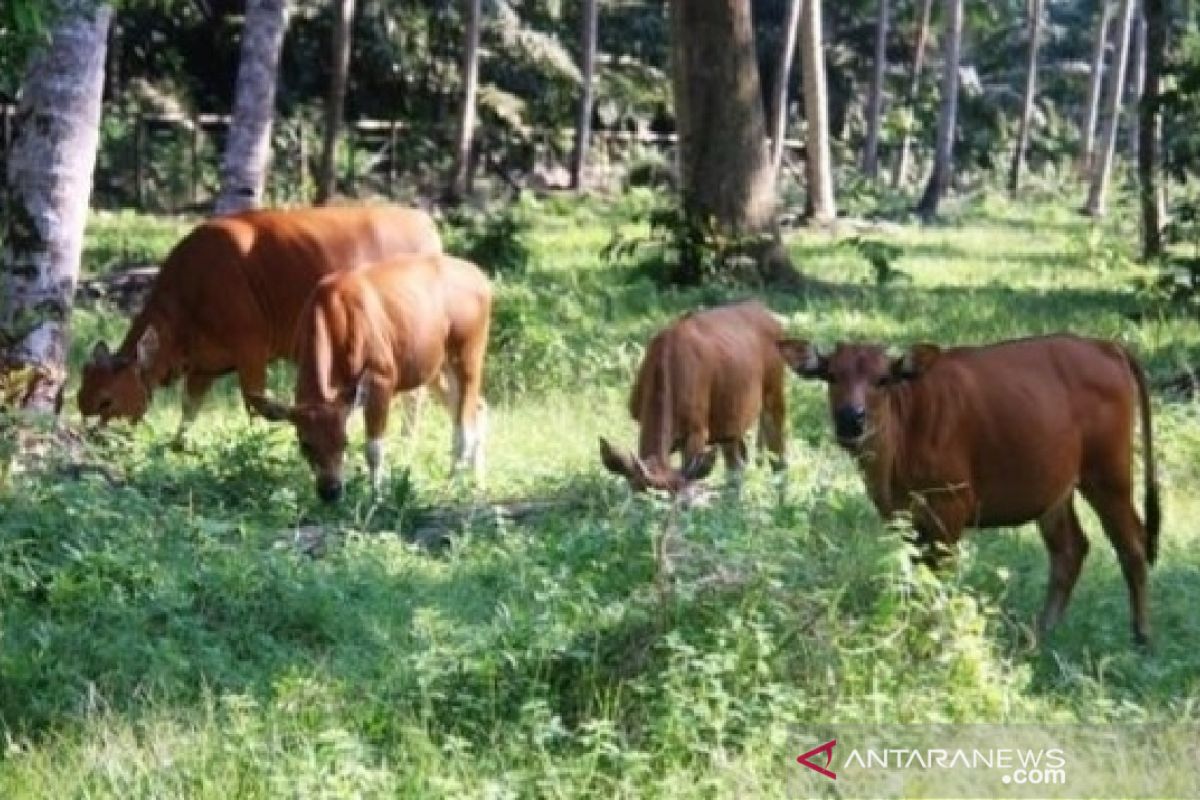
1127,348 -> 1160,566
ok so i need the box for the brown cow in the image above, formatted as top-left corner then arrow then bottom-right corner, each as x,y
77,205 -> 442,443
599,301 -> 788,497
248,253 -> 491,502
778,334 -> 1160,645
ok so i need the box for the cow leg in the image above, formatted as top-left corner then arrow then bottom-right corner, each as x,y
1080,484 -> 1152,646
399,386 -> 427,455
757,368 -> 788,473
449,335 -> 488,484
1036,498 -> 1090,638
910,492 -> 971,568
362,377 -> 394,494
721,439 -> 747,494
173,371 -> 217,449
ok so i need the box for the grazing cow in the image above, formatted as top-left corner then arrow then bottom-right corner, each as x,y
248,253 -> 491,502
778,334 -> 1160,645
599,301 -> 788,496
77,205 -> 443,443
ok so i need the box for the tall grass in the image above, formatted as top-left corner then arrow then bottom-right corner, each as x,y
1,190 -> 1197,798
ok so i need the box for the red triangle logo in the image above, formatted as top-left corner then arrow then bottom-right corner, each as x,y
797,739 -> 837,780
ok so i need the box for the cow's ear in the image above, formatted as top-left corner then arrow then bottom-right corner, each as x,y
892,343 -> 942,381
90,341 -> 111,364
136,326 -> 160,370
247,393 -> 295,423
777,338 -> 828,381
599,437 -> 634,478
682,447 -> 718,482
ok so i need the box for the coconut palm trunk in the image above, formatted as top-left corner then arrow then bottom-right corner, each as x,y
1079,1 -> 1113,177
449,0 -> 482,201
1008,0 -> 1044,193
862,0 -> 891,180
891,0 -> 933,188
769,0 -> 804,180
570,0 -> 599,191
215,0 -> 289,214
1138,0 -> 1166,259
316,0 -> 357,204
1085,0 -> 1135,217
1126,2 -> 1146,162
800,0 -> 836,222
0,1 -> 111,412
916,0 -> 964,218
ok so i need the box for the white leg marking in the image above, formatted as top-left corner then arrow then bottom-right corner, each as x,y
366,437 -> 385,492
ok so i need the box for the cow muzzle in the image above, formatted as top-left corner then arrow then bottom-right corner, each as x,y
317,477 -> 344,503
833,405 -> 867,443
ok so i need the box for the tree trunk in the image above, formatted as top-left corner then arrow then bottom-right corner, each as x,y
862,0 -> 890,180
316,0 -> 356,204
1138,0 -> 1166,259
1085,0 -> 1135,218
769,0 -> 804,180
1127,1 -> 1146,162
669,0 -> 797,282
891,0 -> 933,188
916,0 -> 964,218
215,0 -> 289,214
1079,1 -> 1113,177
800,0 -> 836,222
1008,0 -> 1043,193
1,1 -> 111,412
449,0 -> 482,201
569,0 -> 599,191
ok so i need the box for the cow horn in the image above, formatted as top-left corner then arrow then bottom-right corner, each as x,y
247,393 -> 294,423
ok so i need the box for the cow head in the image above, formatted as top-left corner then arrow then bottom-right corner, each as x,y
598,437 -> 718,497
778,339 -> 941,451
248,393 -> 354,503
77,327 -> 160,423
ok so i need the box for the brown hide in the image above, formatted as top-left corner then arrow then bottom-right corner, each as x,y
600,301 -> 788,493
77,205 -> 442,427
781,334 -> 1160,645
251,253 -> 491,501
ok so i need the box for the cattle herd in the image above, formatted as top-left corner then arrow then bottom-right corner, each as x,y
76,204 -> 1161,646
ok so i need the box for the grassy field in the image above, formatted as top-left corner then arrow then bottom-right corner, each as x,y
1,190 -> 1198,797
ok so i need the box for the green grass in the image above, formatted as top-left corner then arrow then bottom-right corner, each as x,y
2,189 -> 1199,798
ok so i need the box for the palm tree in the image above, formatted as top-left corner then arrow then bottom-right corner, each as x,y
570,0 -> 599,190
1,1 -> 112,411
215,0 -> 289,214
862,0 -> 891,180
1086,0 -> 1135,217
800,0 -> 836,222
316,0 -> 357,204
769,0 -> 803,180
1079,1 -> 1113,177
1008,0 -> 1044,193
449,0 -> 483,201
1137,0 -> 1166,258
916,0 -> 964,218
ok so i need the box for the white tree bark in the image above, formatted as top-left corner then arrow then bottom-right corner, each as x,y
769,0 -> 804,180
1127,0 -> 1146,161
570,0 -> 599,190
1079,0 -> 1113,177
1008,0 -> 1043,193
316,0 -> 356,204
1086,0 -> 1135,217
801,0 -> 836,222
916,0 -> 964,218
1,0 -> 111,412
215,0 -> 289,214
862,0 -> 890,180
450,0 -> 482,200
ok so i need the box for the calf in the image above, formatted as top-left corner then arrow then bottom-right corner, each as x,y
78,205 -> 442,443
778,334 -> 1160,645
249,253 -> 491,502
600,301 -> 788,496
